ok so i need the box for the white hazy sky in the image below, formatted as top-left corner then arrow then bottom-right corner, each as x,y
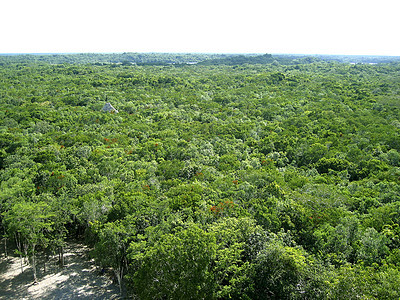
1,0 -> 399,55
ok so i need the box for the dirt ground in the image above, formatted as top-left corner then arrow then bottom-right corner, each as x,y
0,240 -> 121,299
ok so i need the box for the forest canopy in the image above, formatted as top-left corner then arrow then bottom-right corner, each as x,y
1,53 -> 400,299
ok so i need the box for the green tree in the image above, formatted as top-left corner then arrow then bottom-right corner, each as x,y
357,227 -> 389,265
92,220 -> 130,295
209,217 -> 264,299
128,223 -> 216,299
251,241 -> 309,299
3,201 -> 54,282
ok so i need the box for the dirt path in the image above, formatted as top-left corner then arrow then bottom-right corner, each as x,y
0,240 -> 121,299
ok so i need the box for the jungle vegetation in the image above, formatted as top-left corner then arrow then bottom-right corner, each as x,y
1,53 -> 400,299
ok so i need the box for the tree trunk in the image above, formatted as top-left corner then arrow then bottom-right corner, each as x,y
61,246 -> 64,267
15,233 -> 23,273
4,236 -> 8,258
2,227 -> 7,258
114,268 -> 123,296
43,247 -> 48,273
32,245 -> 37,283
23,242 -> 28,264
58,246 -> 65,267
115,266 -> 124,296
20,253 -> 24,273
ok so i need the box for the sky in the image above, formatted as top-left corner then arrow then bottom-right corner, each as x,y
1,0 -> 399,56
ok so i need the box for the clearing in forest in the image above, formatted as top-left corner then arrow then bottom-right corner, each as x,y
0,241 -> 120,300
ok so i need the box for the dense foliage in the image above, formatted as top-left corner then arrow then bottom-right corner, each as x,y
1,53 -> 400,298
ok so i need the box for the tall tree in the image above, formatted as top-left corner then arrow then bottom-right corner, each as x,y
3,201 -> 54,282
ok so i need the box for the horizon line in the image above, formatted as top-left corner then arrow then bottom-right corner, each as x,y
0,52 -> 399,57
